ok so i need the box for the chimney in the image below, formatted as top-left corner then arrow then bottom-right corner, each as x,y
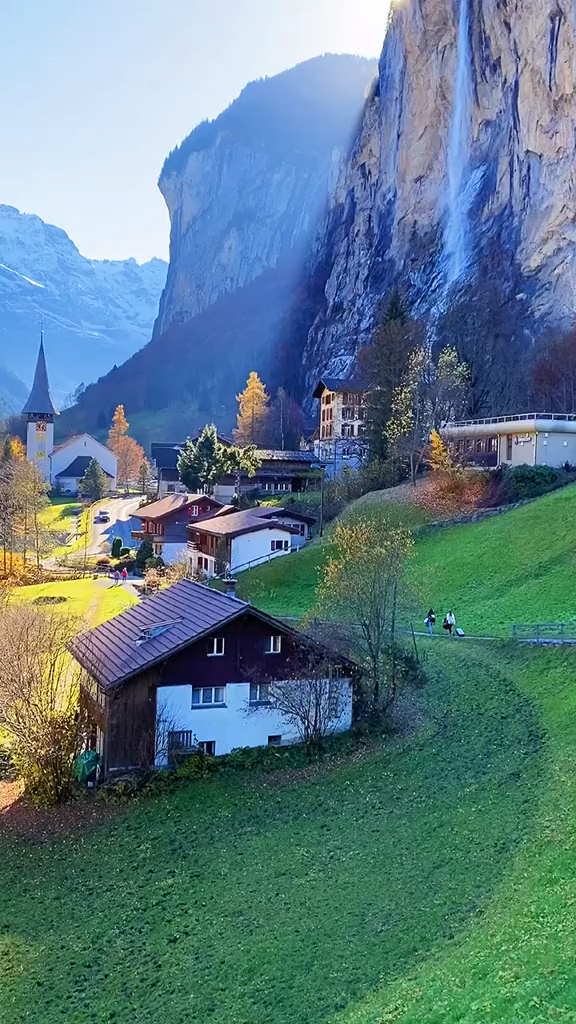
224,578 -> 238,598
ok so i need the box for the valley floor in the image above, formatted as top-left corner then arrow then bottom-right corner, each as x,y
1,486 -> 576,1021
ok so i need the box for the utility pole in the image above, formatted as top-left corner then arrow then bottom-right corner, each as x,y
319,465 -> 325,538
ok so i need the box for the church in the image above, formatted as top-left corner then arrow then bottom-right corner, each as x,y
22,339 -> 117,494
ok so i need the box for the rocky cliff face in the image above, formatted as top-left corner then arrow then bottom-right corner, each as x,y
155,54 -> 376,336
66,55 -> 376,444
302,0 -> 576,407
0,205 -> 167,404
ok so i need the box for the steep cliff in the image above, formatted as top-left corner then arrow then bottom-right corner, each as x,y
65,55 -> 376,443
301,0 -> 576,410
155,54 -> 376,336
0,205 -> 167,403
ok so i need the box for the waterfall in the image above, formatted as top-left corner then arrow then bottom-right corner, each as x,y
444,0 -> 473,287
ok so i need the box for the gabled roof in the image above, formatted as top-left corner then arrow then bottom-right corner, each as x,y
51,433 -> 116,461
70,580 -> 248,690
312,377 -> 367,399
189,508 -> 296,539
255,450 -> 320,464
249,506 -> 316,526
136,493 -> 221,522
22,339 -> 58,416
56,456 -> 113,479
70,578 -> 357,690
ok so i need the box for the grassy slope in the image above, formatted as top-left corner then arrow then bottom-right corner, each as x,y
240,484 -> 576,632
3,487 -> 576,1021
14,577 -> 136,626
0,644 -> 543,1024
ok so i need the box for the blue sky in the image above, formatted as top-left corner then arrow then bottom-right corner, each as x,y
0,0 -> 389,262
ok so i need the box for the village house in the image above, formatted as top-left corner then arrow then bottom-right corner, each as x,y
187,507 -> 303,577
442,413 -> 576,468
311,377 -> 370,478
70,580 -> 355,774
132,493 -> 234,563
22,338 -> 117,493
151,439 -> 320,500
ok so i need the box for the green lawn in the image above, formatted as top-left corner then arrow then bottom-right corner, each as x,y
4,486 -> 576,1021
0,642 -> 545,1024
14,577 -> 137,626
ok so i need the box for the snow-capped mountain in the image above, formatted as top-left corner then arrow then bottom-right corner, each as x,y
0,205 -> 167,408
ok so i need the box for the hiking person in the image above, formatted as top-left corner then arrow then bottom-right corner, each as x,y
424,609 -> 436,635
444,610 -> 456,635
113,569 -> 121,587
121,566 -> 128,583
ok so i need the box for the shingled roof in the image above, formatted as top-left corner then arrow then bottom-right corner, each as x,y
136,493 -> 220,521
189,508 -> 297,539
70,580 -> 248,690
70,579 -> 358,691
312,377 -> 367,399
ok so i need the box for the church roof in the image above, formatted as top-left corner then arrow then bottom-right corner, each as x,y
21,339 -> 58,417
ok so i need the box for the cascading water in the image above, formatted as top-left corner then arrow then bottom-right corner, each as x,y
443,0 -> 473,288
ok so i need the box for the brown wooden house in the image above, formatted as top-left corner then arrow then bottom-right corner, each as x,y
70,580 -> 356,775
132,493 -> 234,563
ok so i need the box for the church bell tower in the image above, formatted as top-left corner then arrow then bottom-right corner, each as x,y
21,335 -> 58,480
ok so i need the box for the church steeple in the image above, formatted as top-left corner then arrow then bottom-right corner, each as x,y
22,335 -> 58,419
22,333 -> 58,480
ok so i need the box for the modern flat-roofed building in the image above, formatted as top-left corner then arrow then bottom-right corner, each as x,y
442,414 -> 576,468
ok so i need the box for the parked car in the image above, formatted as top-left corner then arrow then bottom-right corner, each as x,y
97,510 -> 111,524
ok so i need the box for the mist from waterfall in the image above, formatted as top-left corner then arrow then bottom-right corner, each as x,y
444,0 -> 473,287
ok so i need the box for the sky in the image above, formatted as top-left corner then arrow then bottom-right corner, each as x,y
0,0 -> 390,263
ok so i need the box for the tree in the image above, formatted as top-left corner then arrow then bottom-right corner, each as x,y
1,435 -> 26,463
386,346 -> 469,485
178,425 -> 261,495
318,518 -> 413,722
111,537 -> 122,559
0,600 -> 87,806
107,404 -> 129,450
138,457 -> 152,494
265,388 -> 304,450
248,651 -> 350,754
12,459 -> 51,571
418,430 -> 486,516
530,329 -> 576,413
356,293 -> 424,463
135,539 -> 154,575
115,435 -> 145,491
178,425 -> 222,493
79,458 -> 108,502
234,371 -> 270,445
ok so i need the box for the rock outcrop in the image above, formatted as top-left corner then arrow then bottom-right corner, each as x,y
301,0 -> 576,406
0,205 -> 167,403
65,55 -> 376,442
155,55 -> 376,337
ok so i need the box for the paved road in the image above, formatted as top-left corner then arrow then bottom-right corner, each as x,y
89,496 -> 142,556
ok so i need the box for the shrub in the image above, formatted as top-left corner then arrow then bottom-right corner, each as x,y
111,537 -> 122,559
482,464 -> 576,506
119,547 -> 131,558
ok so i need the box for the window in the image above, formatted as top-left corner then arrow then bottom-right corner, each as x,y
271,539 -> 289,552
207,637 -> 225,657
192,686 -> 226,706
167,484 -> 176,493
506,434 -> 513,461
250,683 -> 271,703
268,735 -> 282,746
198,741 -> 216,756
265,635 -> 282,654
197,555 -> 210,572
190,505 -> 199,517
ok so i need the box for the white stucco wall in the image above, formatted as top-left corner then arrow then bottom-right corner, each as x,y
231,527 -> 292,572
155,678 -> 353,764
50,434 -> 117,490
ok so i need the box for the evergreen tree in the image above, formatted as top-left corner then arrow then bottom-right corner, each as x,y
234,372 -> 269,445
357,293 -> 423,462
135,539 -> 154,575
79,458 -> 108,502
178,425 -> 261,495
